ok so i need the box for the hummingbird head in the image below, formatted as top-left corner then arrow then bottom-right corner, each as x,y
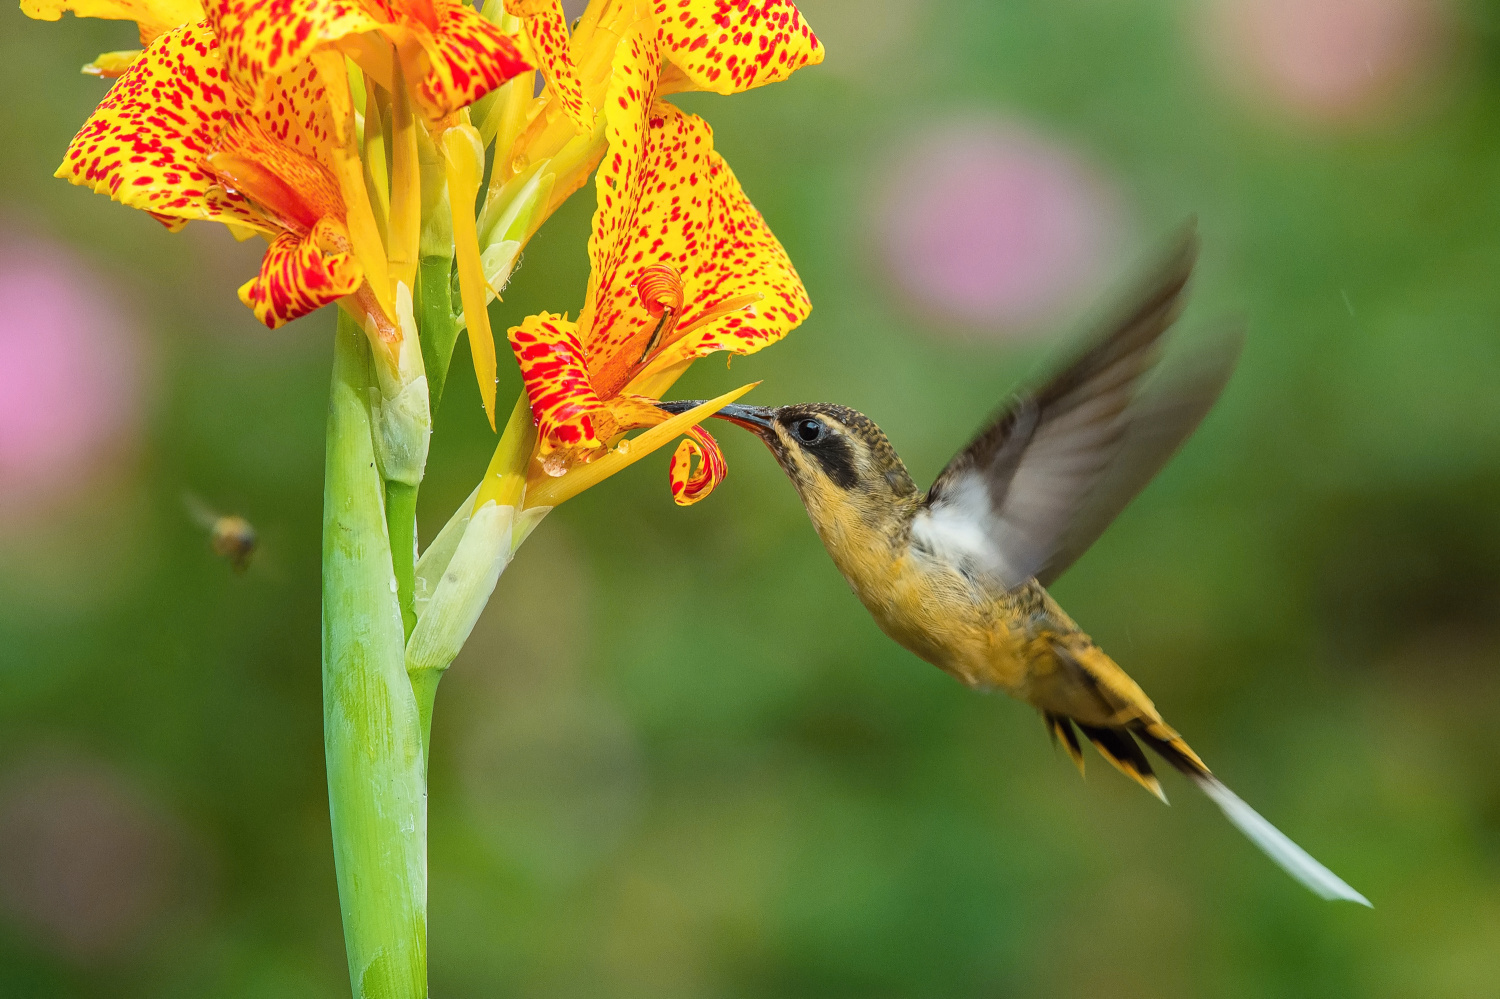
657,400 -> 920,509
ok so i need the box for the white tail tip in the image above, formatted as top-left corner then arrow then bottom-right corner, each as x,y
1195,775 -> 1371,907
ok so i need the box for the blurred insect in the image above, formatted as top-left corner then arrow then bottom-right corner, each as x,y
184,493 -> 258,573
662,228 -> 1370,905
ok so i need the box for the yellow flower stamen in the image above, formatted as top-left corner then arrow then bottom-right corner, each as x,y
387,61 -> 422,293
442,120 -> 499,429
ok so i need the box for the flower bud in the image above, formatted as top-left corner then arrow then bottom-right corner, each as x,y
368,283 -> 431,486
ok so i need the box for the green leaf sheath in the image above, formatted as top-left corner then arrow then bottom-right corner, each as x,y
322,313 -> 428,999
417,255 -> 459,410
386,480 -> 419,639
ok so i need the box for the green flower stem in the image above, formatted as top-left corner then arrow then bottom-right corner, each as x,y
323,311 -> 428,999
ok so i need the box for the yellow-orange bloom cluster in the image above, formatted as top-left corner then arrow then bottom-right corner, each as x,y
34,0 -> 529,336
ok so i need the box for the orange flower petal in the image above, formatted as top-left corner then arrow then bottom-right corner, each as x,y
207,0 -> 380,104
667,424 -> 727,505
56,21 -> 264,230
506,0 -> 590,132
409,0 -> 532,118
238,220 -> 363,328
656,0 -> 823,96
508,312 -> 608,454
584,95 -> 810,396
21,0 -> 203,43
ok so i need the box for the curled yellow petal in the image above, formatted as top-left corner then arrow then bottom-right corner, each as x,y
523,382 -> 758,509
82,49 -> 142,77
22,0 -> 202,43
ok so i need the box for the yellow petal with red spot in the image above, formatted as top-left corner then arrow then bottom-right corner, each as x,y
505,0 -> 590,132
408,0 -> 532,118
573,17 -> 662,381
21,0 -> 202,43
238,220 -> 363,328
56,21 -> 266,230
584,95 -> 810,397
668,424 -> 727,505
508,312 -> 609,455
207,0 -> 379,104
654,0 -> 823,95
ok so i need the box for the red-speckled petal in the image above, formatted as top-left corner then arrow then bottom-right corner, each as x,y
667,424 -> 726,505
408,0 -> 531,118
56,21 -> 265,229
505,0 -> 589,131
22,0 -> 202,43
574,19 -> 660,383
207,0 -> 379,104
654,0 -> 822,95
208,102 -> 344,234
509,312 -> 610,455
238,220 -> 362,327
584,95 -> 810,397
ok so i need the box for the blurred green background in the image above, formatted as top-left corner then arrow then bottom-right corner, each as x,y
4,0 -> 1500,996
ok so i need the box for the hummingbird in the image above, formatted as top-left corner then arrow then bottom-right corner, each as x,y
660,232 -> 1369,905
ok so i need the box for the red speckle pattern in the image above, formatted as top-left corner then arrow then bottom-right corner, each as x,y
508,312 -> 609,452
58,22 -> 263,228
667,423 -> 727,504
506,0 -> 590,131
413,1 -> 531,118
238,219 -> 362,327
653,0 -> 822,95
506,17 -> 810,469
207,0 -> 376,104
583,79 -> 811,397
60,21 -> 366,328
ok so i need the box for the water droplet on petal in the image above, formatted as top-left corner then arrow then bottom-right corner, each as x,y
541,452 -> 569,478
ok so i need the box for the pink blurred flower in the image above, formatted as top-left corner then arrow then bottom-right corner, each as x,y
0,233 -> 144,520
0,753 -> 188,960
1203,0 -> 1447,122
874,116 -> 1119,337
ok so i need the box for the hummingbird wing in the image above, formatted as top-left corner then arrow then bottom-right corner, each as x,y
915,227 -> 1208,589
1033,324 -> 1243,586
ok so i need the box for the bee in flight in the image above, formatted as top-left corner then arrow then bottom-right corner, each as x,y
661,230 -> 1369,905
184,493 -> 258,573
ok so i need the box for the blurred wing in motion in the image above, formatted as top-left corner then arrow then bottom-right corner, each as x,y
914,226 -> 1225,589
1033,323 -> 1243,586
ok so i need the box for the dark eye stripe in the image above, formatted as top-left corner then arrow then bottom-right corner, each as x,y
806,434 -> 859,489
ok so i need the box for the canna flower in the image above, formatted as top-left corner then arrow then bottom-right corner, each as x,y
479,0 -> 823,258
56,22 -> 394,332
40,0 -> 532,350
506,18 -> 810,504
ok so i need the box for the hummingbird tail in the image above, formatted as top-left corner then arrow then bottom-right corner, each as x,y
1133,728 -> 1372,906
1042,712 -> 1168,803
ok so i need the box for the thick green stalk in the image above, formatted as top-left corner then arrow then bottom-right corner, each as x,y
323,312 -> 427,999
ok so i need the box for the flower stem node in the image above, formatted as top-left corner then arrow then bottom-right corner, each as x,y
368,283 -> 432,487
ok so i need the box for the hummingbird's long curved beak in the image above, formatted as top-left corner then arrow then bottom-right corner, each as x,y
656,400 -> 776,436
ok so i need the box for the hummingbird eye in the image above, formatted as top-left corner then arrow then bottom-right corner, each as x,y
792,418 -> 826,444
